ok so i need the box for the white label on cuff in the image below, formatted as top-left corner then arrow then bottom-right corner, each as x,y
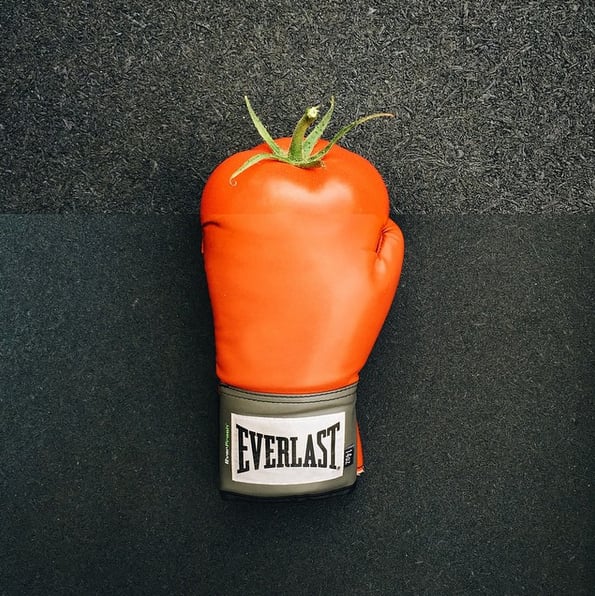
230,412 -> 345,485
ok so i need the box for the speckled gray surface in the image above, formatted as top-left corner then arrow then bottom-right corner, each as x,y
2,0 -> 594,213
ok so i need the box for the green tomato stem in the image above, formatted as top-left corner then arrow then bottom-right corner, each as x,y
287,105 -> 320,162
229,97 -> 394,183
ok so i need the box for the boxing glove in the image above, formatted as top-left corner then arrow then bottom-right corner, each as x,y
200,98 -> 404,500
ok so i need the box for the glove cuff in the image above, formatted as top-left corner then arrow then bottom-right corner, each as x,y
218,383 -> 358,501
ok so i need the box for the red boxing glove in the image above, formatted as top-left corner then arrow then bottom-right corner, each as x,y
200,98 -> 404,500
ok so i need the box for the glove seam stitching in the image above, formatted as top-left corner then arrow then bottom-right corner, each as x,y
225,394 -> 354,405
220,383 -> 357,400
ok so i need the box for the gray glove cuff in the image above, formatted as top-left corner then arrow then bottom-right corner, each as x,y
219,383 -> 358,500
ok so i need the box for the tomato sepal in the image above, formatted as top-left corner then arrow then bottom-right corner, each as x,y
229,97 -> 394,184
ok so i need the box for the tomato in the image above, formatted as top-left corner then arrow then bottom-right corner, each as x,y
203,136 -> 390,218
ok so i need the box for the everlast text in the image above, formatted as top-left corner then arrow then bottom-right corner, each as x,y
235,422 -> 341,474
229,412 -> 346,485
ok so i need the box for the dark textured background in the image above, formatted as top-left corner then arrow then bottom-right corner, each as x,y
1,0 -> 593,213
1,216 -> 593,595
1,1 -> 594,595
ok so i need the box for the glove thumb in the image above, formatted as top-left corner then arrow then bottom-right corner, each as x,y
375,218 -> 405,289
